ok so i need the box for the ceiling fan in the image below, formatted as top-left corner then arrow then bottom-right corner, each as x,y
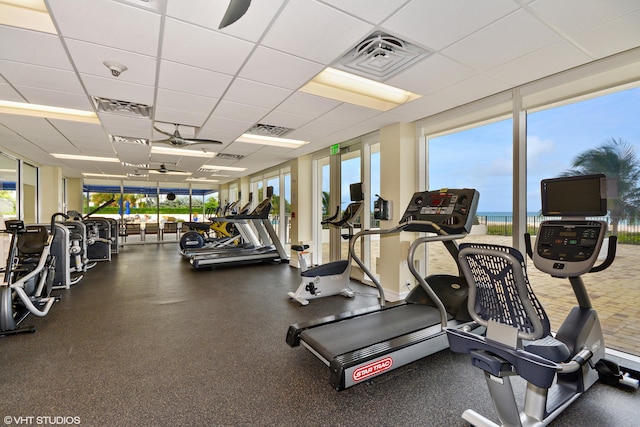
137,163 -> 185,174
152,123 -> 222,147
219,0 -> 251,29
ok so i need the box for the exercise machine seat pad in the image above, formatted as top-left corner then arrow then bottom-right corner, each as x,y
300,304 -> 444,361
18,226 -> 48,255
301,260 -> 349,278
523,335 -> 571,363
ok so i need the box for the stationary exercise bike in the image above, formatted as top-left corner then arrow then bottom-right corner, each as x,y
447,174 -> 638,427
288,183 -> 364,306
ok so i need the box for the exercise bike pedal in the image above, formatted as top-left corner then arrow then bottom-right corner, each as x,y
305,282 -> 319,296
595,359 -> 640,389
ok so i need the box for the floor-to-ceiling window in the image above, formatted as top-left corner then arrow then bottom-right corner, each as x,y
313,155 -> 331,265
427,117 -> 513,275
22,162 -> 38,224
526,86 -> 640,357
341,147 -> 361,262
0,153 -> 18,261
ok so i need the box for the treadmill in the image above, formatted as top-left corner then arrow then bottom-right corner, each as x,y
286,188 -> 482,390
189,189 -> 289,269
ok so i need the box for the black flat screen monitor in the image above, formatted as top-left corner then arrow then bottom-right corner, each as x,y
349,182 -> 364,202
541,174 -> 607,216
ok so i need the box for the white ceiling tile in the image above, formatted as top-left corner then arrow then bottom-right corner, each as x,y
166,0 -> 285,43
98,113 -> 152,138
275,92 -> 341,117
156,89 -> 218,116
161,18 -> 254,75
0,82 -> 23,101
209,100 -> 269,123
386,54 -> 476,96
317,104 -> 381,125
486,40 -> 592,86
239,46 -> 323,89
382,0 -> 519,50
223,78 -> 292,109
0,60 -> 85,93
261,0 -> 373,63
81,74 -> 155,106
443,9 -> 562,71
530,0 -> 640,35
51,120 -> 109,143
48,0 -> 161,55
0,26 -> 72,69
158,60 -> 233,99
65,40 -> 157,85
153,107 -> 208,128
201,115 -> 253,134
572,10 -> 640,59
15,86 -> 94,110
319,0 -> 409,24
260,110 -> 314,130
0,116 -> 71,145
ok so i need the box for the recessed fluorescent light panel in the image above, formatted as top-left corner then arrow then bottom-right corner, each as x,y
0,100 -> 99,123
148,170 -> 191,176
186,177 -> 219,183
236,134 -> 308,149
82,173 -> 128,178
53,153 -> 119,162
299,67 -> 421,111
199,165 -> 247,172
0,0 -> 57,34
150,146 -> 216,158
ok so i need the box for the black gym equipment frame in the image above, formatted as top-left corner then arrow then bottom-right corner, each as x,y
287,188 -> 482,390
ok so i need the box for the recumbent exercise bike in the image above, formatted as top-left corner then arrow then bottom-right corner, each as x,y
446,174 -> 638,427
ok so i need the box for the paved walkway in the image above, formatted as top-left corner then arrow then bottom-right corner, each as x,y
428,234 -> 640,357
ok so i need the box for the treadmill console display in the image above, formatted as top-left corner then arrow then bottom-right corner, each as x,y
400,188 -> 479,234
534,220 -> 607,277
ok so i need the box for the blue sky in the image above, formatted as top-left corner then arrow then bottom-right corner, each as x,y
431,86 -> 640,213
328,86 -> 640,214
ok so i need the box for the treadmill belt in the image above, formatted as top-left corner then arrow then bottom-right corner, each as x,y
300,304 -> 443,361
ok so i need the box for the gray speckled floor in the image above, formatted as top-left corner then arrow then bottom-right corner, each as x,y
1,244 -> 637,426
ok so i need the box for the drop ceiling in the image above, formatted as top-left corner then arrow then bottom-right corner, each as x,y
1,0 -> 640,185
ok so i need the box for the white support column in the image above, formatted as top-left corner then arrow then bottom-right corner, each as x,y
379,122 -> 418,301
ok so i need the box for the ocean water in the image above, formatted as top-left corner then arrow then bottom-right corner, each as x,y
477,212 -> 542,217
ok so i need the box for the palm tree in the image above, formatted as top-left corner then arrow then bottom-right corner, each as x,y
562,137 -> 640,234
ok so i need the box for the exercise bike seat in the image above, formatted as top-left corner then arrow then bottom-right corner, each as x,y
291,244 -> 309,252
301,260 -> 349,278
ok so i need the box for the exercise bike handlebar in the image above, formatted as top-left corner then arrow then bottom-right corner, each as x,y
321,206 -> 341,225
525,231 -> 617,274
590,235 -> 617,273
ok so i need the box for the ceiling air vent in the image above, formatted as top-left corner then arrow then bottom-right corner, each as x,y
110,135 -> 150,145
335,31 -> 431,81
215,153 -> 245,160
93,96 -> 152,118
246,123 -> 293,138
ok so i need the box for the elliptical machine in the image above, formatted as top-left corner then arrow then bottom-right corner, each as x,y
0,215 -> 59,336
288,183 -> 364,306
446,174 -> 638,427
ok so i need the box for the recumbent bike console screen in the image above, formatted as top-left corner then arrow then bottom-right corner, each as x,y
534,174 -> 609,277
399,188 -> 479,234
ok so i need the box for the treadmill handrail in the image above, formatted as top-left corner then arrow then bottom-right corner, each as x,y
407,233 -> 467,329
349,225 -> 407,307
349,219 -> 467,310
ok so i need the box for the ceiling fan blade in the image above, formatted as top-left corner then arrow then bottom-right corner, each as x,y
183,138 -> 223,145
218,0 -> 251,29
152,125 -> 173,137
